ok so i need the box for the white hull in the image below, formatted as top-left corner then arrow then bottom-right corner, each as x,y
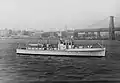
16,48 -> 106,57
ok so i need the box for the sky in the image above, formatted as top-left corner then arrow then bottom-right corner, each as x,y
0,0 -> 118,31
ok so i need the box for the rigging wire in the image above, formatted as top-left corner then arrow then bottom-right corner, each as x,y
114,13 -> 120,18
113,16 -> 120,26
114,16 -> 120,21
86,16 -> 109,28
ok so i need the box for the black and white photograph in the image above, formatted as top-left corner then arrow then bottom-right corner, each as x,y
0,0 -> 119,82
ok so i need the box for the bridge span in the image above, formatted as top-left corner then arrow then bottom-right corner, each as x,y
74,27 -> 120,32
74,16 -> 120,40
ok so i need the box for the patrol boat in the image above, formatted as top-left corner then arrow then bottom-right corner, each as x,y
16,39 -> 106,57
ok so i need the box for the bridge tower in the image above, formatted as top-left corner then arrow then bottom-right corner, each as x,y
109,16 -> 115,40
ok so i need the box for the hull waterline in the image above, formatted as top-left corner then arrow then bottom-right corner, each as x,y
16,48 -> 106,57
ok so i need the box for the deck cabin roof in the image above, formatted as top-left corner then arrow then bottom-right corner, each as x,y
25,38 -> 102,46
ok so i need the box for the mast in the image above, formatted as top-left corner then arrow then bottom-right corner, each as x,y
57,29 -> 62,50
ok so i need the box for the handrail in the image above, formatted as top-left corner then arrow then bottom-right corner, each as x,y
97,43 -> 103,48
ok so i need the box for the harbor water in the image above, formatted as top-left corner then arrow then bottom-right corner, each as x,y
0,39 -> 120,82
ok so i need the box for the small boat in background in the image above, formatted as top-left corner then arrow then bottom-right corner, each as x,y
16,38 -> 106,57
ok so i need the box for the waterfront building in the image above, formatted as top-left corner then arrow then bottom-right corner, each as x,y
0,29 -> 9,37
